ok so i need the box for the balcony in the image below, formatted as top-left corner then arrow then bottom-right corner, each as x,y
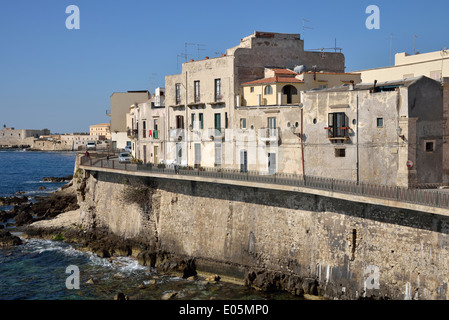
259,127 -> 281,143
170,128 -> 186,141
210,95 -> 225,106
207,128 -> 225,141
127,129 -> 138,139
325,126 -> 350,142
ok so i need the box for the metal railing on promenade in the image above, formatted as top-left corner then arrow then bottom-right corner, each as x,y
79,156 -> 449,210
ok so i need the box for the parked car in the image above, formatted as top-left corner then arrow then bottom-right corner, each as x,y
119,152 -> 132,163
87,141 -> 96,150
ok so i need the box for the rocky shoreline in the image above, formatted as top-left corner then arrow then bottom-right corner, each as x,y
3,175 -> 315,300
16,179 -> 200,284
0,182 -> 79,230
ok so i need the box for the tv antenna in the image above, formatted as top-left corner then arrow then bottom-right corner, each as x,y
196,44 -> 206,59
302,19 -> 313,40
389,33 -> 395,66
185,43 -> 196,62
149,73 -> 157,94
413,34 -> 418,54
177,53 -> 188,73
307,39 -> 343,53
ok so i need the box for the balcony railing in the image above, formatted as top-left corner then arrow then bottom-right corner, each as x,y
170,128 -> 186,141
325,126 -> 350,140
259,127 -> 280,143
207,128 -> 225,141
127,129 -> 138,139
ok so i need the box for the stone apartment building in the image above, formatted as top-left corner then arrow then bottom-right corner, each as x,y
164,31 -> 345,168
127,87 -> 166,164
109,90 -> 150,150
231,68 -> 361,174
355,49 -> 449,183
90,123 -> 111,140
301,76 -> 444,187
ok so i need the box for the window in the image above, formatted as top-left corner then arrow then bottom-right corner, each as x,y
191,113 -> 196,129
335,148 -> 346,157
176,115 -> 184,129
240,118 -> 247,129
250,87 -> 254,93
175,83 -> 181,105
194,80 -> 200,103
225,112 -> 228,129
264,85 -> 273,95
430,71 -> 442,80
425,141 -> 435,152
199,113 -> 204,129
268,117 -> 276,137
153,119 -> 159,139
376,118 -> 383,128
215,78 -> 222,102
327,112 -> 348,138
214,113 -> 221,134
215,142 -> 222,166
142,120 -> 146,138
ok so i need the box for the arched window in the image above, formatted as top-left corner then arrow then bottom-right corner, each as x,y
264,85 -> 273,95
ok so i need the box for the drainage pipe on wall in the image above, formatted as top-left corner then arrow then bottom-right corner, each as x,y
301,107 -> 305,177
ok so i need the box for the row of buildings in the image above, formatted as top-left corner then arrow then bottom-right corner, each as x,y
0,123 -> 111,151
108,31 -> 449,188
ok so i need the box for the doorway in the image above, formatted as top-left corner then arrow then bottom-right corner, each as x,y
240,150 -> 248,173
268,153 -> 276,174
154,145 -> 159,165
194,143 -> 201,168
282,85 -> 298,104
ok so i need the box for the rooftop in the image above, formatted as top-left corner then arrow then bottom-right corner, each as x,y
306,75 -> 436,93
242,76 -> 305,86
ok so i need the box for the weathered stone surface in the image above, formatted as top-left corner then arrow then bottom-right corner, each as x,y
0,196 -> 28,206
0,230 -> 22,247
74,170 -> 449,300
42,175 -> 73,182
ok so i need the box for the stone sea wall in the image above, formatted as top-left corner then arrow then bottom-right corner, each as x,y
75,165 -> 449,300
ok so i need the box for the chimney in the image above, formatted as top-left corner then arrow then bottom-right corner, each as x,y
349,80 -> 354,91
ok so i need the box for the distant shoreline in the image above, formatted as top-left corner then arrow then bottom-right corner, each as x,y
0,147 -> 78,153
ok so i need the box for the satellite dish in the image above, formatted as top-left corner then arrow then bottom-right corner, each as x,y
294,65 -> 306,73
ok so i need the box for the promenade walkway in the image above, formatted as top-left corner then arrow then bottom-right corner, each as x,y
79,155 -> 449,215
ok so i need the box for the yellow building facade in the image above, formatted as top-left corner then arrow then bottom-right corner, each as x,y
241,68 -> 361,107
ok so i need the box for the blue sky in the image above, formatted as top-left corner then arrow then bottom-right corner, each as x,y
0,0 -> 448,133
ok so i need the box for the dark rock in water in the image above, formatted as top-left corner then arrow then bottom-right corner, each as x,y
9,192 -> 79,226
0,196 -> 28,206
42,175 -> 73,182
0,230 -> 22,247
137,251 -> 156,267
15,211 -> 33,226
114,293 -> 129,300
157,257 -> 197,279
0,210 -> 14,223
39,186 -> 47,190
